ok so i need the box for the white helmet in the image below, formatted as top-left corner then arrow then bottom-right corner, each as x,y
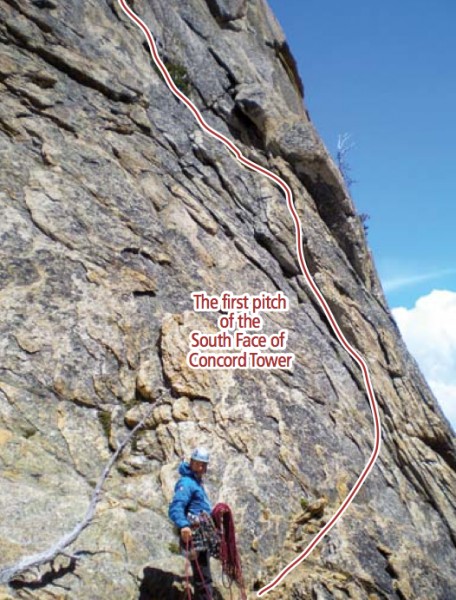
191,447 -> 210,463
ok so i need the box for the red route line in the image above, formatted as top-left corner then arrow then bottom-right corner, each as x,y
117,0 -> 382,595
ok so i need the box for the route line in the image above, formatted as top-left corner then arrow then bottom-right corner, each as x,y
117,1 -> 382,595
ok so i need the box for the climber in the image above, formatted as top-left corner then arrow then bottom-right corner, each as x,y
169,447 -> 215,599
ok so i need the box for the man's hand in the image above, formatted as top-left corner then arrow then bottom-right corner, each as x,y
180,527 -> 192,544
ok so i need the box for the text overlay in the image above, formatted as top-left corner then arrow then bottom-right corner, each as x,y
187,290 -> 295,370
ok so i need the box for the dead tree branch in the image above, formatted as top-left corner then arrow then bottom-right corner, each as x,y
0,404 -> 156,584
336,132 -> 356,188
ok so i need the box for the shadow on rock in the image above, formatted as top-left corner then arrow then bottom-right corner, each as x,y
138,566 -> 186,600
9,557 -> 77,591
138,565 -> 225,599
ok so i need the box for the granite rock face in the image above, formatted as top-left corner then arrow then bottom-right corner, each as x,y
0,0 -> 455,598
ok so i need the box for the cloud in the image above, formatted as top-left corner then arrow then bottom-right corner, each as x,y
427,381 -> 456,429
383,269 -> 456,292
392,289 -> 456,430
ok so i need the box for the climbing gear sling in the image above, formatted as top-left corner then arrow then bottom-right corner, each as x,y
181,511 -> 221,559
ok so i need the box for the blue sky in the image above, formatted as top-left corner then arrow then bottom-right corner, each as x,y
268,0 -> 456,428
268,0 -> 456,309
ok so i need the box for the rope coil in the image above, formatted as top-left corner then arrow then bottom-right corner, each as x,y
212,503 -> 247,600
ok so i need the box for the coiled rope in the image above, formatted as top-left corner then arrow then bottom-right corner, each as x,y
212,503 -> 247,600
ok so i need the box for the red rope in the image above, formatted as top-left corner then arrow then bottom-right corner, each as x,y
185,538 -> 192,600
212,503 -> 247,600
185,536 -> 213,600
193,549 -> 213,600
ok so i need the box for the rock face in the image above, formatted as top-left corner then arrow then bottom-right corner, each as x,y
0,1 -> 455,598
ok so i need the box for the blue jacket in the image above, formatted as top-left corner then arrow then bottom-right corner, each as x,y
168,462 -> 212,529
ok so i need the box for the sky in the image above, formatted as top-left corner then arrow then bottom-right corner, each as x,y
268,0 -> 456,429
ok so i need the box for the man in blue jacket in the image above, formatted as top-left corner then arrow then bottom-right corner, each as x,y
169,447 -> 213,599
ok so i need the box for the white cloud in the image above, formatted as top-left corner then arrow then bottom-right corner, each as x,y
427,381 -> 456,428
392,289 -> 456,430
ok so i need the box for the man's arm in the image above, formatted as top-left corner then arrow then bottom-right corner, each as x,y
168,479 -> 192,531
